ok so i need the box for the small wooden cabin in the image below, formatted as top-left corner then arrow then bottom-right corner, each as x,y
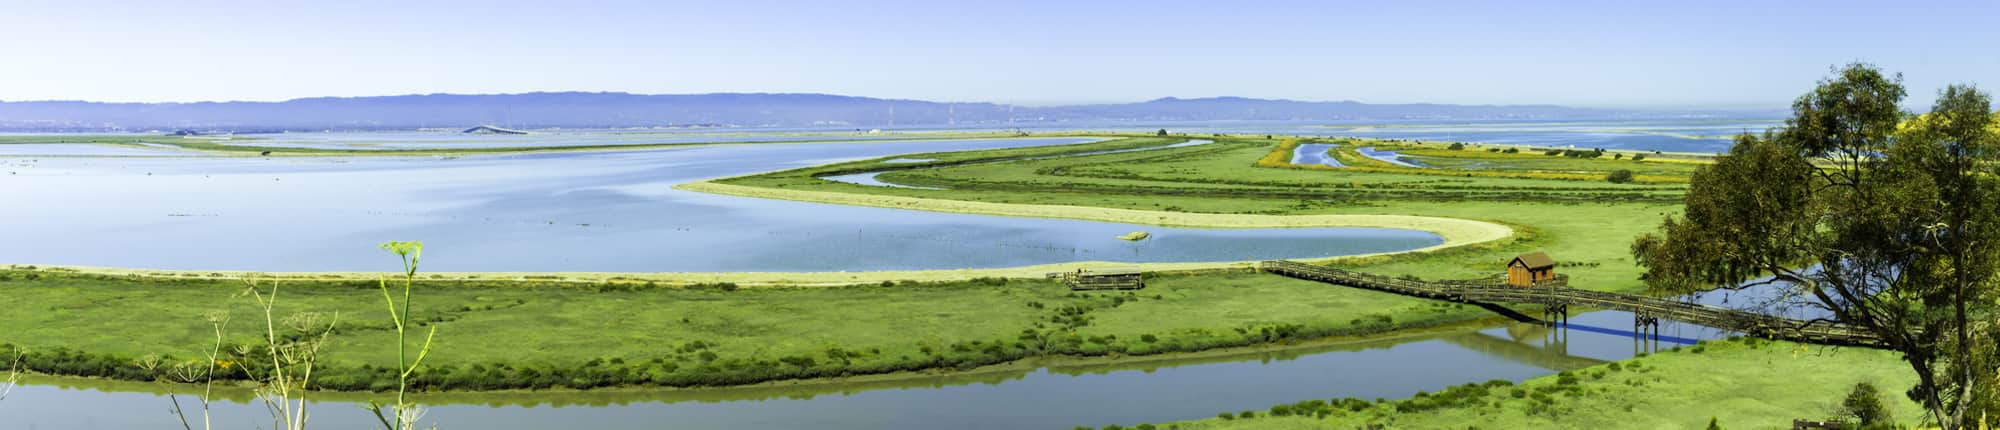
1506,252 -> 1557,287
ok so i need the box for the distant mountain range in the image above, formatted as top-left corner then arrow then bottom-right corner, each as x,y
0,92 -> 1772,132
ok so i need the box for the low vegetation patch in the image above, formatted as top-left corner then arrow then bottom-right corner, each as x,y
1106,338 -> 1923,430
0,269 -> 1499,392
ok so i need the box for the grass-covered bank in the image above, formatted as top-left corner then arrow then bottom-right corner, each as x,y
1110,338 -> 1921,429
677,181 -> 1513,254
0,268 -> 1505,392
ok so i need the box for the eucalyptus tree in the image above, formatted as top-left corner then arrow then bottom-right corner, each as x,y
1631,63 -> 1998,429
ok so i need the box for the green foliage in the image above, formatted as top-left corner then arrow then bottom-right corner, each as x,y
1843,382 -> 1890,428
1632,63 -> 1998,429
1605,169 -> 1635,184
1706,416 -> 1722,430
1447,142 -> 1466,150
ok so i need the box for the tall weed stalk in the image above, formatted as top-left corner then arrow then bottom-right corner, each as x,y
368,241 -> 437,430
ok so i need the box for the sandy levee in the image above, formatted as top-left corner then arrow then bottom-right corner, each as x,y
675,180 -> 1509,245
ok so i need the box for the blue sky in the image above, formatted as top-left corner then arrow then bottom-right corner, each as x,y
1,0 -> 1994,108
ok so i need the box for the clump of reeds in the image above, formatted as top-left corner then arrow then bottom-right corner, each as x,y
148,241 -> 437,430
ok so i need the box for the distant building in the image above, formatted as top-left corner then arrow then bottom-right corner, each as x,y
1506,252 -> 1558,287
462,125 -> 530,135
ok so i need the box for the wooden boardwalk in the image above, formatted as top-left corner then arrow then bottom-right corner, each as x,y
1259,260 -> 1881,347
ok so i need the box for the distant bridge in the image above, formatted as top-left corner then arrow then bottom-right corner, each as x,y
1259,260 -> 1881,347
463,125 -> 531,135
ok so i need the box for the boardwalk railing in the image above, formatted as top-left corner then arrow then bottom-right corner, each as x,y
1259,260 -> 1880,347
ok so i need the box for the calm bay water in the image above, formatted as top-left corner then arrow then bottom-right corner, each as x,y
0,137 -> 1438,272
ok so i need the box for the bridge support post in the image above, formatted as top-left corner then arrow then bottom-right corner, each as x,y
1632,314 -> 1660,341
1542,304 -> 1569,327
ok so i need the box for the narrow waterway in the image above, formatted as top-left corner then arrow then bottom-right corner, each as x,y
1289,143 -> 1344,167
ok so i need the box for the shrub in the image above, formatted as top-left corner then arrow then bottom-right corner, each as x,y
1706,417 -> 1723,430
1560,149 -> 1605,158
689,282 -> 739,291
1606,169 -> 1635,184
1503,147 -> 1520,154
1631,154 -> 1647,161
1447,142 -> 1466,150
1841,382 -> 1890,427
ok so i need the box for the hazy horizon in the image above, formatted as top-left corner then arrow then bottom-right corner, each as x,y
0,91 -> 1786,112
4,0 -> 1995,109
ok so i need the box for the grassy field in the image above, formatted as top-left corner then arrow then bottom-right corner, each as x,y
861,138 -> 1690,203
0,268 -> 1503,391
1326,140 -> 1704,180
719,135 -> 1689,294
1124,338 -> 1924,430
